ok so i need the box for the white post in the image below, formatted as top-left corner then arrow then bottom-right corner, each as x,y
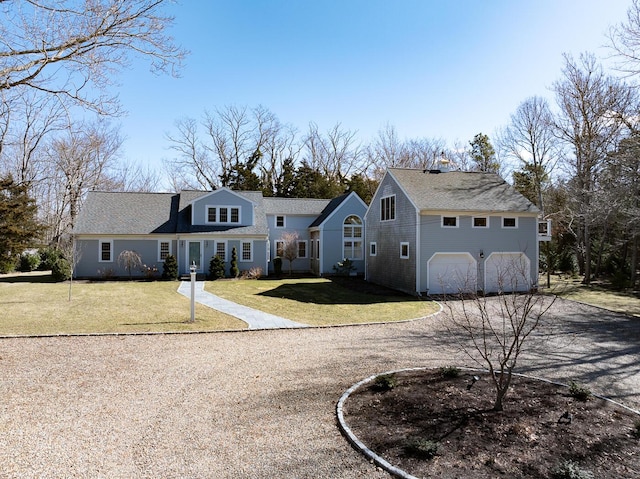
189,261 -> 197,323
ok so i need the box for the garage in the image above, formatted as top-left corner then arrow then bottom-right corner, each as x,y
484,252 -> 531,293
427,253 -> 477,295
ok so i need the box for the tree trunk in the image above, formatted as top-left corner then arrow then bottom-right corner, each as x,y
632,235 -> 638,289
582,222 -> 592,285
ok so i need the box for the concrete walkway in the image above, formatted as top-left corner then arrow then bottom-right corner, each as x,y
177,280 -> 308,329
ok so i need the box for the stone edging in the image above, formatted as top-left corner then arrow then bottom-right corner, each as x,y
336,366 -> 640,479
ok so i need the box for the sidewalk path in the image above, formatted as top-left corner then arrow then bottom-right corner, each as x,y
177,280 -> 308,329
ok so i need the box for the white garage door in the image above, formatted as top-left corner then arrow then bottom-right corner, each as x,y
427,253 -> 477,295
484,252 -> 531,293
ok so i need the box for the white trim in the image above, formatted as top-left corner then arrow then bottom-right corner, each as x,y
297,240 -> 308,259
380,194 -> 396,222
275,215 -> 286,228
472,216 -> 490,228
502,216 -> 518,229
275,240 -> 284,257
484,252 -> 531,293
215,241 -> 227,261
369,242 -> 377,257
426,252 -> 478,294
400,242 -> 410,259
157,240 -> 172,262
206,205 -> 241,225
240,240 -> 253,262
98,239 -> 113,263
441,215 -> 459,228
187,240 -> 204,273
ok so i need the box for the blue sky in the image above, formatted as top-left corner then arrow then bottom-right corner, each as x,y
116,1 -> 632,172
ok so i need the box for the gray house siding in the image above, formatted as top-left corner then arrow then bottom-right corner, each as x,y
365,174 -> 418,295
267,214 -> 315,273
418,214 -> 538,293
318,194 -> 367,275
191,190 -> 254,226
75,237 -> 175,278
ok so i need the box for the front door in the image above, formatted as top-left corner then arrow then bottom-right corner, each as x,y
188,241 -> 202,272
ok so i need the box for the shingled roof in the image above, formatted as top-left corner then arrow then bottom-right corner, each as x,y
74,190 -> 270,236
263,197 -> 331,216
74,191 -> 179,235
388,168 -> 539,214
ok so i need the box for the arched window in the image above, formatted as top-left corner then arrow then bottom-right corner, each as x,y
343,215 -> 363,260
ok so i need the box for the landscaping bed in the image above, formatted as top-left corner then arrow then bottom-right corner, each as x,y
342,368 -> 640,478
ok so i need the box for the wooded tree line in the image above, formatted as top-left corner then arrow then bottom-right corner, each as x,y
2,0 -> 640,289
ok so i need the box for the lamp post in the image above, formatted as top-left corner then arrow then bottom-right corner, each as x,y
189,261 -> 197,323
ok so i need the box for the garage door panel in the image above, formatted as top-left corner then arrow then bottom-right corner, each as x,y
484,253 -> 530,293
428,253 -> 477,295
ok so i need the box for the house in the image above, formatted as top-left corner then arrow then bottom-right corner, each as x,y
72,188 -> 367,279
364,168 -> 541,296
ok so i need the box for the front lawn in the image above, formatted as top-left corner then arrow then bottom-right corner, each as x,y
0,272 -> 245,335
205,277 -> 440,326
541,274 -> 640,317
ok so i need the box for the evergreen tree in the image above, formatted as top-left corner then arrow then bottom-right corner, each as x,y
469,133 -> 500,173
230,247 -> 239,278
209,255 -> 226,280
291,161 -> 343,198
0,175 -> 43,273
162,254 -> 179,280
346,174 -> 378,204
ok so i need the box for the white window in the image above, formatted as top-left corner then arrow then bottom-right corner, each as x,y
343,215 -> 363,260
158,240 -> 171,261
473,216 -> 489,228
241,241 -> 252,262
400,242 -> 410,259
370,242 -> 377,256
275,240 -> 284,257
207,207 -> 217,223
206,206 -> 241,224
310,239 -> 316,259
381,195 -> 395,221
442,216 -> 458,228
99,240 -> 113,262
297,241 -> 307,258
276,215 -> 285,228
216,242 -> 226,261
316,239 -> 320,259
502,217 -> 518,228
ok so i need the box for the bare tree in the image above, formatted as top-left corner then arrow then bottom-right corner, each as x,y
118,250 -> 143,280
0,0 -> 186,115
45,119 -> 124,244
304,122 -> 362,184
444,260 -> 556,411
553,52 -> 635,283
279,231 -> 299,275
608,0 -> 640,77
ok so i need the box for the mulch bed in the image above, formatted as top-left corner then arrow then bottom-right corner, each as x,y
342,369 -> 640,478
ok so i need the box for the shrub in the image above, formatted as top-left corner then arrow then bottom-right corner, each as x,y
569,381 -> 592,401
19,252 -> 40,272
240,267 -> 263,280
372,373 -> 396,392
39,247 -> 62,270
273,257 -> 282,276
404,438 -> 439,460
209,255 -> 225,280
141,264 -> 158,279
162,254 -> 178,280
0,255 -> 17,274
118,250 -> 143,279
51,257 -> 71,282
230,247 -> 239,278
333,258 -> 355,276
439,366 -> 461,378
552,460 -> 594,479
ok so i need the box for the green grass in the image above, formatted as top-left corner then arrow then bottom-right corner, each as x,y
0,272 -> 245,335
541,274 -> 640,317
205,277 -> 439,326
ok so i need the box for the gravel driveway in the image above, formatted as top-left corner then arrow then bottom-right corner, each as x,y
1,298 -> 638,478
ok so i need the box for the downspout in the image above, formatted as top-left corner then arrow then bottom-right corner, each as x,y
415,209 -> 420,295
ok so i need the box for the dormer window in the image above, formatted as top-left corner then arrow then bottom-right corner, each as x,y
207,206 -> 240,224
